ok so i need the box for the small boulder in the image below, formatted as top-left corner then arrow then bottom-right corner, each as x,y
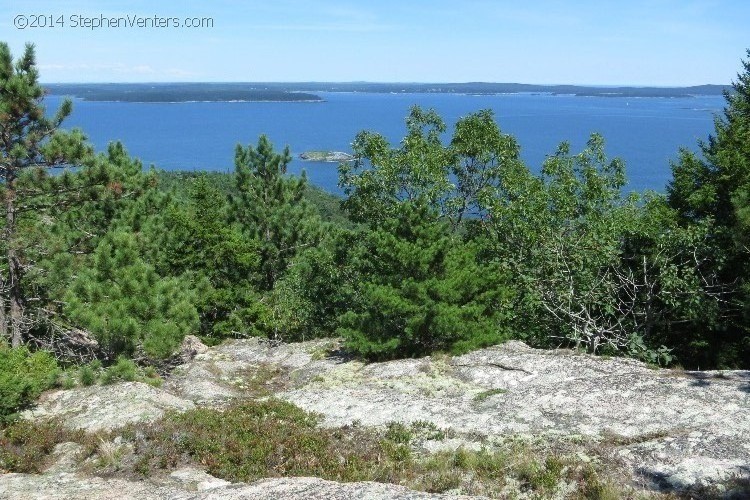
23,381 -> 195,432
178,335 -> 209,363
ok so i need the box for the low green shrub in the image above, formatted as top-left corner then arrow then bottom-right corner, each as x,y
473,388 -> 507,403
0,346 -> 59,423
125,400 -> 632,498
130,399 -> 389,483
384,422 -> 413,444
60,372 -> 76,390
101,357 -> 138,385
55,357 -> 163,389
78,364 -> 97,386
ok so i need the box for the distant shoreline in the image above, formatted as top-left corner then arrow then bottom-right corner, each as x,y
43,82 -> 730,101
69,99 -> 325,104
43,84 -> 324,103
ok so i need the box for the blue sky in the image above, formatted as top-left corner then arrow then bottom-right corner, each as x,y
1,0 -> 747,84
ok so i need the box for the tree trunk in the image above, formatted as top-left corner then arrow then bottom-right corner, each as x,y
4,173 -> 23,347
8,246 -> 23,348
0,275 -> 7,342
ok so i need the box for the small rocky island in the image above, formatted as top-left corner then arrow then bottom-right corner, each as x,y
299,151 -> 354,162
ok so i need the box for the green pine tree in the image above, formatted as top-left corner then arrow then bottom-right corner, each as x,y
63,230 -> 199,359
339,201 -> 513,360
231,135 -> 321,291
0,43 -> 140,348
159,175 -> 263,338
667,50 -> 750,366
0,42 -> 99,346
24,142 -> 156,324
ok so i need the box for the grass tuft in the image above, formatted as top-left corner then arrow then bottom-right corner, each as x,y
473,388 -> 507,403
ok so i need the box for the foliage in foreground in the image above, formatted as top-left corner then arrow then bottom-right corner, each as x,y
339,202 -> 514,360
0,397 -> 731,498
0,346 -> 58,423
0,419 -> 87,473
0,404 -> 634,498
2,41 -> 750,369
124,400 -> 630,498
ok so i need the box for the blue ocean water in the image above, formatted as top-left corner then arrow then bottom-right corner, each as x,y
45,92 -> 724,194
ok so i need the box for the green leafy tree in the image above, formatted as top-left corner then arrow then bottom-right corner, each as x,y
340,106 -> 522,229
531,137 -> 633,352
448,108 -> 524,225
340,107 -> 453,225
481,136 -> 635,350
473,133 -> 725,365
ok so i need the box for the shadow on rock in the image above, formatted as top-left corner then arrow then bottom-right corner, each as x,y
680,370 -> 750,394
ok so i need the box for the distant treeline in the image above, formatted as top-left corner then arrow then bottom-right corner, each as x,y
44,83 -> 323,102
44,82 -> 730,101
271,82 -> 730,98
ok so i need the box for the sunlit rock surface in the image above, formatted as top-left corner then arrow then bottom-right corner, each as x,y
13,338 -> 750,496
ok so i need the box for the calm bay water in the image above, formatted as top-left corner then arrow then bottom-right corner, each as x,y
46,92 -> 725,194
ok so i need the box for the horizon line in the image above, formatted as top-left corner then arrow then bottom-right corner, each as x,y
39,81 -> 731,88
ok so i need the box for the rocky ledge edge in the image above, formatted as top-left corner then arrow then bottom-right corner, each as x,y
4,337 -> 750,499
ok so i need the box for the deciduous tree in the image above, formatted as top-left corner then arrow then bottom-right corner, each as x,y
340,106 -> 522,230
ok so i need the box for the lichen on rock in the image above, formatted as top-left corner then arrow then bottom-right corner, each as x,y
11,338 -> 750,497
